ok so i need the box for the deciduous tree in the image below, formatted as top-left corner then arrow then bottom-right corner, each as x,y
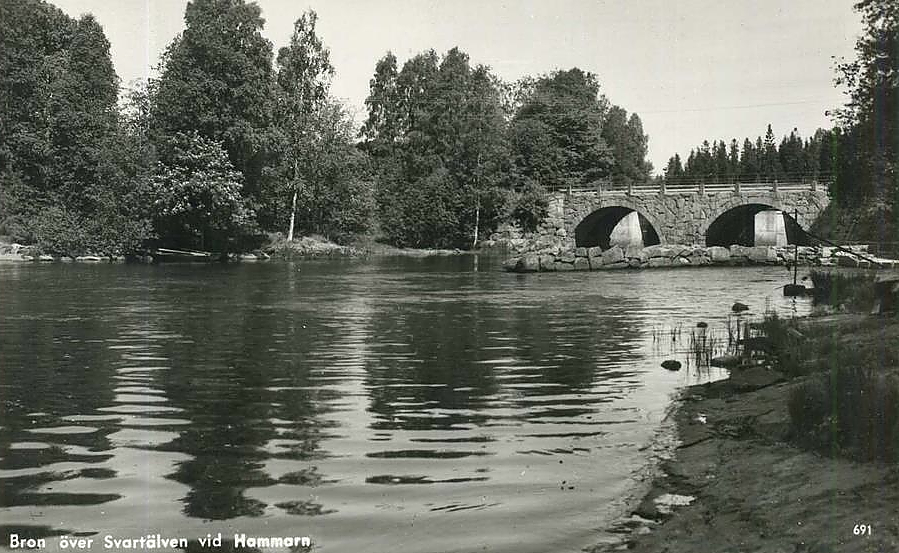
152,0 -> 277,214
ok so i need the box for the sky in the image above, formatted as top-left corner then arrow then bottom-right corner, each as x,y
52,0 -> 862,174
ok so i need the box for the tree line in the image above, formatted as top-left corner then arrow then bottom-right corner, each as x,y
662,0 -> 897,218
0,0 -> 652,255
661,125 -> 839,186
2,0 -> 893,255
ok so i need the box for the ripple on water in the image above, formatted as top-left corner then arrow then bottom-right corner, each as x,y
9,442 -> 54,450
0,262 -> 812,552
26,426 -> 99,435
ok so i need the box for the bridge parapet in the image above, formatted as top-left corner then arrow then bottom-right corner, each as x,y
564,180 -> 825,197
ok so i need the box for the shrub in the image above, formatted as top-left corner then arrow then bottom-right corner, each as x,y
809,270 -> 877,311
755,313 -> 814,377
509,179 -> 548,233
151,132 -> 257,252
28,206 -> 92,256
788,366 -> 899,462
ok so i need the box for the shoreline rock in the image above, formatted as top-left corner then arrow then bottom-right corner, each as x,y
502,243 -> 898,272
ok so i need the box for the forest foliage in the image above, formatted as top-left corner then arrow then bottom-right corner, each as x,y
0,0 -> 895,254
0,0 -> 652,253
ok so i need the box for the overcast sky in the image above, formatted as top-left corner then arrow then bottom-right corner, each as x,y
52,0 -> 862,174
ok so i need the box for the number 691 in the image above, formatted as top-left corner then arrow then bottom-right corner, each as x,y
853,524 -> 872,536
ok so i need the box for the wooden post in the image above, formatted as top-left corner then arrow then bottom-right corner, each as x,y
734,181 -> 741,194
773,179 -> 779,193
793,209 -> 799,285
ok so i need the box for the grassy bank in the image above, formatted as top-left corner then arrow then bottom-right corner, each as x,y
599,271 -> 899,553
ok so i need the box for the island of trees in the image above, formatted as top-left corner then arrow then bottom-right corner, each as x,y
0,0 -> 895,256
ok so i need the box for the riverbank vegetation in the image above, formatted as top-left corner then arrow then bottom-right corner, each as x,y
620,272 -> 899,552
756,271 -> 899,464
0,0 -> 652,257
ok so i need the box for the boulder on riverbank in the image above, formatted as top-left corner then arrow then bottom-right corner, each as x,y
0,241 -> 126,263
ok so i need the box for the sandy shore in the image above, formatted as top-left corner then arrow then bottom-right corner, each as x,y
592,313 -> 899,553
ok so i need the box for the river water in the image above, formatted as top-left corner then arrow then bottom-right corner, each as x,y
0,257 -> 810,552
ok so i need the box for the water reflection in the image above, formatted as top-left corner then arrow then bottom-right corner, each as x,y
0,260 -> 810,552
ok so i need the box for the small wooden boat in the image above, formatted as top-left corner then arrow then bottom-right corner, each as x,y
151,248 -> 217,263
783,283 -> 808,296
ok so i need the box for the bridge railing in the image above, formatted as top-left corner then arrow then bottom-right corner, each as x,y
561,176 -> 831,196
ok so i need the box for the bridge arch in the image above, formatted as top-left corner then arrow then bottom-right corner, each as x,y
574,205 -> 663,249
703,201 -> 810,246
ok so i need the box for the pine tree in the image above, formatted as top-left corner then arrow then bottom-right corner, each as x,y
728,139 -> 740,181
713,140 -> 729,182
664,154 -> 684,184
740,138 -> 759,182
763,124 -> 781,181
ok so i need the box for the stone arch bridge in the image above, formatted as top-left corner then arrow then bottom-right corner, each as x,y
540,182 -> 830,250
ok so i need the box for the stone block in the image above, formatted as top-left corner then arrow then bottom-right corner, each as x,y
502,257 -> 520,272
624,245 -> 644,260
601,245 -> 625,265
643,245 -> 666,258
521,254 -> 540,272
729,245 -> 750,259
560,250 -> 576,263
747,246 -> 777,263
573,258 -> 590,271
555,261 -> 575,271
599,261 -> 628,270
588,246 -> 603,258
574,247 -> 587,258
539,255 -> 555,270
707,246 -> 730,263
694,253 -> 713,265
536,235 -> 554,249
648,257 -> 672,268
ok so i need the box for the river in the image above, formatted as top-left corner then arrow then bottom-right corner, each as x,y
0,257 -> 810,552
